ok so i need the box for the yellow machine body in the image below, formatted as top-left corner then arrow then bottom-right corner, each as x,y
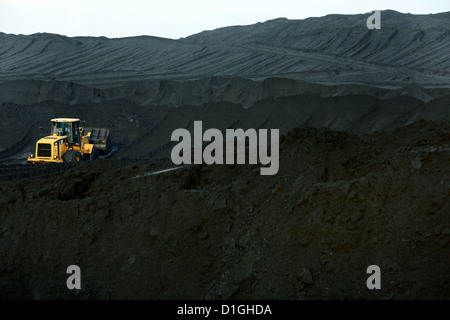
28,118 -> 99,164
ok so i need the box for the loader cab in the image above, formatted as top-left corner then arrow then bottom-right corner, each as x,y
50,118 -> 81,145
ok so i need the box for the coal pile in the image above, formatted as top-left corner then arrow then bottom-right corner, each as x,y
1,10 -> 450,300
1,120 -> 449,299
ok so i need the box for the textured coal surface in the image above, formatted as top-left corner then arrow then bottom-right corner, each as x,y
1,10 -> 450,300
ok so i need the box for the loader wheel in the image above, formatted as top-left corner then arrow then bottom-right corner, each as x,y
88,146 -> 99,161
63,149 -> 82,163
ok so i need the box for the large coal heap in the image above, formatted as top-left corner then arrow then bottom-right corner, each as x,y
1,10 -> 450,300
1,120 -> 450,299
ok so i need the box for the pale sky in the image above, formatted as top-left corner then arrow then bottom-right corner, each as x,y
0,0 -> 448,39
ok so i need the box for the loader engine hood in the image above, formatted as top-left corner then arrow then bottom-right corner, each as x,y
39,136 -> 67,144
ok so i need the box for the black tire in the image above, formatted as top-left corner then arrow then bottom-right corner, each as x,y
63,149 -> 82,163
88,146 -> 99,161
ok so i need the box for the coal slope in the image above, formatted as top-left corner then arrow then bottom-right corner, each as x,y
2,94 -> 450,162
0,120 -> 449,299
0,10 -> 449,88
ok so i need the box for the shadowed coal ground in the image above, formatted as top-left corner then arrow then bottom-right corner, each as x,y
1,120 -> 449,299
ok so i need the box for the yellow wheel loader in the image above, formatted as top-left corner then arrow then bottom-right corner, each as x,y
27,118 -> 110,164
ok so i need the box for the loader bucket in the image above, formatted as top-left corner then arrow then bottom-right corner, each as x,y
85,127 -> 111,156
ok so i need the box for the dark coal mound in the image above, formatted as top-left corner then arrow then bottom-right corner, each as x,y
1,120 -> 449,299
